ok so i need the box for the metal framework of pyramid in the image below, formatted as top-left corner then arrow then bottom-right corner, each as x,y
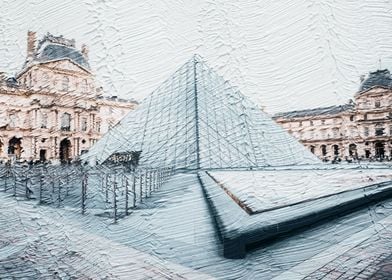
85,55 -> 319,169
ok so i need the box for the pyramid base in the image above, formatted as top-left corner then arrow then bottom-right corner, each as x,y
198,171 -> 392,259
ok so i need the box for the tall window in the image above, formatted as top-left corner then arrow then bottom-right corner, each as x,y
96,121 -> 101,133
9,113 -> 17,128
321,145 -> 327,156
332,128 -> 339,138
375,124 -> 384,136
375,100 -> 381,108
61,113 -> 71,131
28,72 -> 32,88
42,72 -> 49,88
81,117 -> 87,132
40,112 -> 47,128
333,145 -> 340,156
82,79 -> 88,93
364,127 -> 369,137
62,76 -> 69,91
349,127 -> 356,137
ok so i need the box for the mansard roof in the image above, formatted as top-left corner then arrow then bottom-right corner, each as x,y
274,103 -> 355,119
358,69 -> 392,93
35,44 -> 90,70
20,33 -> 90,73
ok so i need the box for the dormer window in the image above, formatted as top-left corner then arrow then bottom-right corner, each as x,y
62,76 -> 69,91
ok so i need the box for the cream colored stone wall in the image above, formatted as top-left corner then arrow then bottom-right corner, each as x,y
275,87 -> 392,162
0,61 -> 136,163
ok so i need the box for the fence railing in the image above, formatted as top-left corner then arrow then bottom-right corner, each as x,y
0,163 -> 175,223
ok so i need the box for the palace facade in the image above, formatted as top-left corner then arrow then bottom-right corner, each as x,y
274,69 -> 392,162
0,31 -> 136,163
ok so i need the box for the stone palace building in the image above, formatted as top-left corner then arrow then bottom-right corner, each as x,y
274,69 -> 392,162
0,31 -> 136,163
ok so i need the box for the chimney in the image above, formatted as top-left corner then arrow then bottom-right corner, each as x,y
0,72 -> 6,85
81,44 -> 89,61
27,31 -> 36,62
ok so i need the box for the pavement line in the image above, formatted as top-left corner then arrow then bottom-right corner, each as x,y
271,213 -> 392,280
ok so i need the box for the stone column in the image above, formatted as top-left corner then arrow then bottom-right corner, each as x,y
33,136 -> 38,159
73,138 -> 79,157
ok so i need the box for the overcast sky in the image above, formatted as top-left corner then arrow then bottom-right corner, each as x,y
1,0 -> 391,114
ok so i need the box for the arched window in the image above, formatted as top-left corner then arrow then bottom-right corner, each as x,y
349,144 -> 357,158
8,137 -> 22,159
62,76 -> 69,91
61,113 -> 71,131
333,145 -> 340,156
321,145 -> 327,156
59,138 -> 72,163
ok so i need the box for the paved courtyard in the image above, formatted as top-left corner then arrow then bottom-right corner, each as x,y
0,173 -> 391,279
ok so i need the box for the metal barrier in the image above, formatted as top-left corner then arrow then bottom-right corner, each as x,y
0,163 -> 175,223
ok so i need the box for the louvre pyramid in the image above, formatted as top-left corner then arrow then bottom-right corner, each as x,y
86,55 -> 320,169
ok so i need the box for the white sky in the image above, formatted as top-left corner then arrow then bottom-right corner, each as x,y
1,0 -> 391,114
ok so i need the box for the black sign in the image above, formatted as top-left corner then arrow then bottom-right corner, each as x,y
106,151 -> 141,167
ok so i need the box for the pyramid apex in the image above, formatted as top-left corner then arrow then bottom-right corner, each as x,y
192,54 -> 204,63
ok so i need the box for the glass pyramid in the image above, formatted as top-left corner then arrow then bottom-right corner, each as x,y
85,55 -> 320,169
